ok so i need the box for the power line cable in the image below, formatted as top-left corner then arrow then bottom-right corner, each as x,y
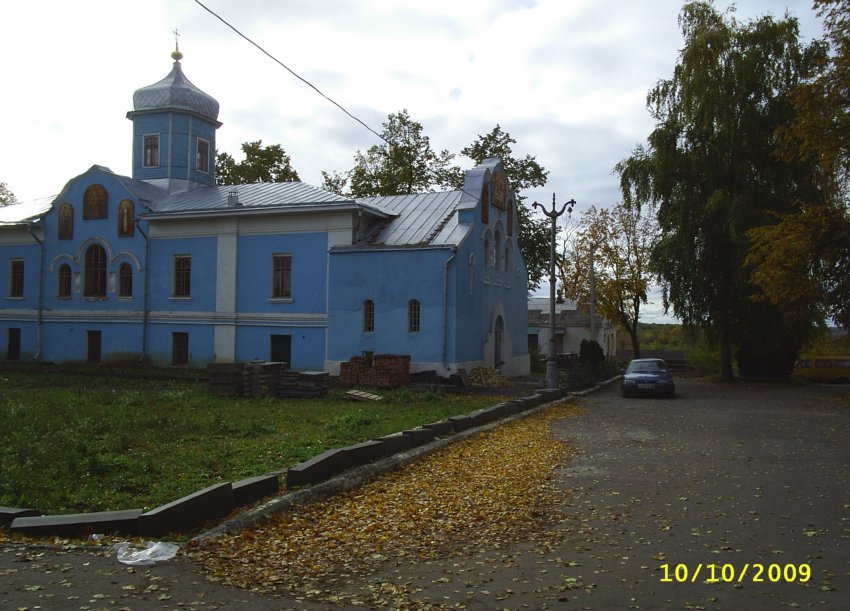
193,0 -> 514,208
193,0 -> 386,144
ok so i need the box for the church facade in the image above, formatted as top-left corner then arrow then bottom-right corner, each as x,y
0,51 -> 530,378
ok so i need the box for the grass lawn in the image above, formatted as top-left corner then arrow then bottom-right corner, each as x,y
0,365 -> 513,515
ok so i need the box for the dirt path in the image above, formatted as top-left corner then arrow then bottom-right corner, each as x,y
2,378 -> 848,609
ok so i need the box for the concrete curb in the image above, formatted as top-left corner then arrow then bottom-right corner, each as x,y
5,380 -> 618,540
194,390 -> 578,542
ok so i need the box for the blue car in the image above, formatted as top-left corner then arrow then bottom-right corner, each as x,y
621,358 -> 675,398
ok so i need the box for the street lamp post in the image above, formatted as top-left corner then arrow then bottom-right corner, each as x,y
533,194 -> 575,390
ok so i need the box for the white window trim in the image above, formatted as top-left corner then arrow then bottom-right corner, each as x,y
196,137 -> 210,173
143,133 -> 160,168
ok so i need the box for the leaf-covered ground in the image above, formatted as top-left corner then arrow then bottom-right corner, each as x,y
187,401 -> 581,607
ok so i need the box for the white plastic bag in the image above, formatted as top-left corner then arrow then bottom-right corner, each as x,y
114,541 -> 179,566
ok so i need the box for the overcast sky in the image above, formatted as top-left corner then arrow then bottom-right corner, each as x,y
0,0 -> 825,321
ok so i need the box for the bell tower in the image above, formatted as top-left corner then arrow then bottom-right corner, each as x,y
126,41 -> 222,193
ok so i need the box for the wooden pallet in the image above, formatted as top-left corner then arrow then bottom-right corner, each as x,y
344,389 -> 384,402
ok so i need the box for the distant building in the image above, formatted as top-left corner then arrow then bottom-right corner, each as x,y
527,297 -> 616,358
0,48 -> 530,377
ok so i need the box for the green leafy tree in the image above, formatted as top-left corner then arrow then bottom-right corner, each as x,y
216,140 -> 300,186
779,0 -> 850,187
322,110 -> 455,197
616,2 -> 827,379
0,182 -> 16,206
749,0 -> 850,333
450,125 -> 551,291
562,204 -> 654,358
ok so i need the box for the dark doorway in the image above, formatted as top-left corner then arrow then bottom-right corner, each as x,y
7,328 -> 21,360
494,316 -> 504,371
87,330 -> 102,363
172,332 -> 189,366
270,334 -> 292,365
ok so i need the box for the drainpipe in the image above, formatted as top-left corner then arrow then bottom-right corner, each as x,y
442,247 -> 457,372
135,220 -> 150,363
25,223 -> 44,360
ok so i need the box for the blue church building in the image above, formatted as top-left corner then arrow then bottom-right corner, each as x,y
0,50 -> 530,378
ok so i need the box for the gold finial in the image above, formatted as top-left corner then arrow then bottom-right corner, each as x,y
171,28 -> 183,61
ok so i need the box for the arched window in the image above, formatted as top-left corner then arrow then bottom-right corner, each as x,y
83,184 -> 108,220
484,237 -> 490,267
58,204 -> 73,239
504,242 -> 511,273
408,299 -> 420,333
118,200 -> 135,237
494,231 -> 501,270
118,263 -> 133,298
363,299 -> 375,333
57,264 -> 72,299
84,244 -> 107,298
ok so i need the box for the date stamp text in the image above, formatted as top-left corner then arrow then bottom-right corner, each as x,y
659,563 -> 811,584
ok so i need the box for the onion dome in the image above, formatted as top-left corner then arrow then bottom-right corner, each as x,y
130,49 -> 220,123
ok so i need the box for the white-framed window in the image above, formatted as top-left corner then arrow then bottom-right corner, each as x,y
118,263 -> 133,298
172,255 -> 191,298
272,254 -> 292,299
197,138 -> 210,173
83,245 -> 107,299
57,264 -> 72,299
9,259 -> 24,298
143,134 -> 160,167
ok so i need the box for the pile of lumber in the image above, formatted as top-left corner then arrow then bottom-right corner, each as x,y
242,362 -> 286,398
206,363 -> 245,396
278,371 -> 330,398
467,367 -> 510,388
206,362 -> 329,398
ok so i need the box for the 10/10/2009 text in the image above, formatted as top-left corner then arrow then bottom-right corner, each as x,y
660,563 -> 811,584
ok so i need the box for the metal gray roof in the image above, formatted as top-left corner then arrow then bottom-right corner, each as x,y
145,181 -> 387,216
131,60 -> 220,123
0,195 -> 55,226
528,297 -> 579,314
357,191 -> 467,247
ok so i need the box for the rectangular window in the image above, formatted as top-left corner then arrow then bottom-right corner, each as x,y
363,300 -> 375,333
272,254 -> 292,299
408,299 -> 420,333
196,138 -> 210,173
172,332 -> 189,365
143,134 -> 160,167
9,259 -> 24,298
118,264 -> 133,298
58,265 -> 72,299
172,256 -> 191,298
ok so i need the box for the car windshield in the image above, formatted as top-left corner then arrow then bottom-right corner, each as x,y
627,361 -> 667,374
